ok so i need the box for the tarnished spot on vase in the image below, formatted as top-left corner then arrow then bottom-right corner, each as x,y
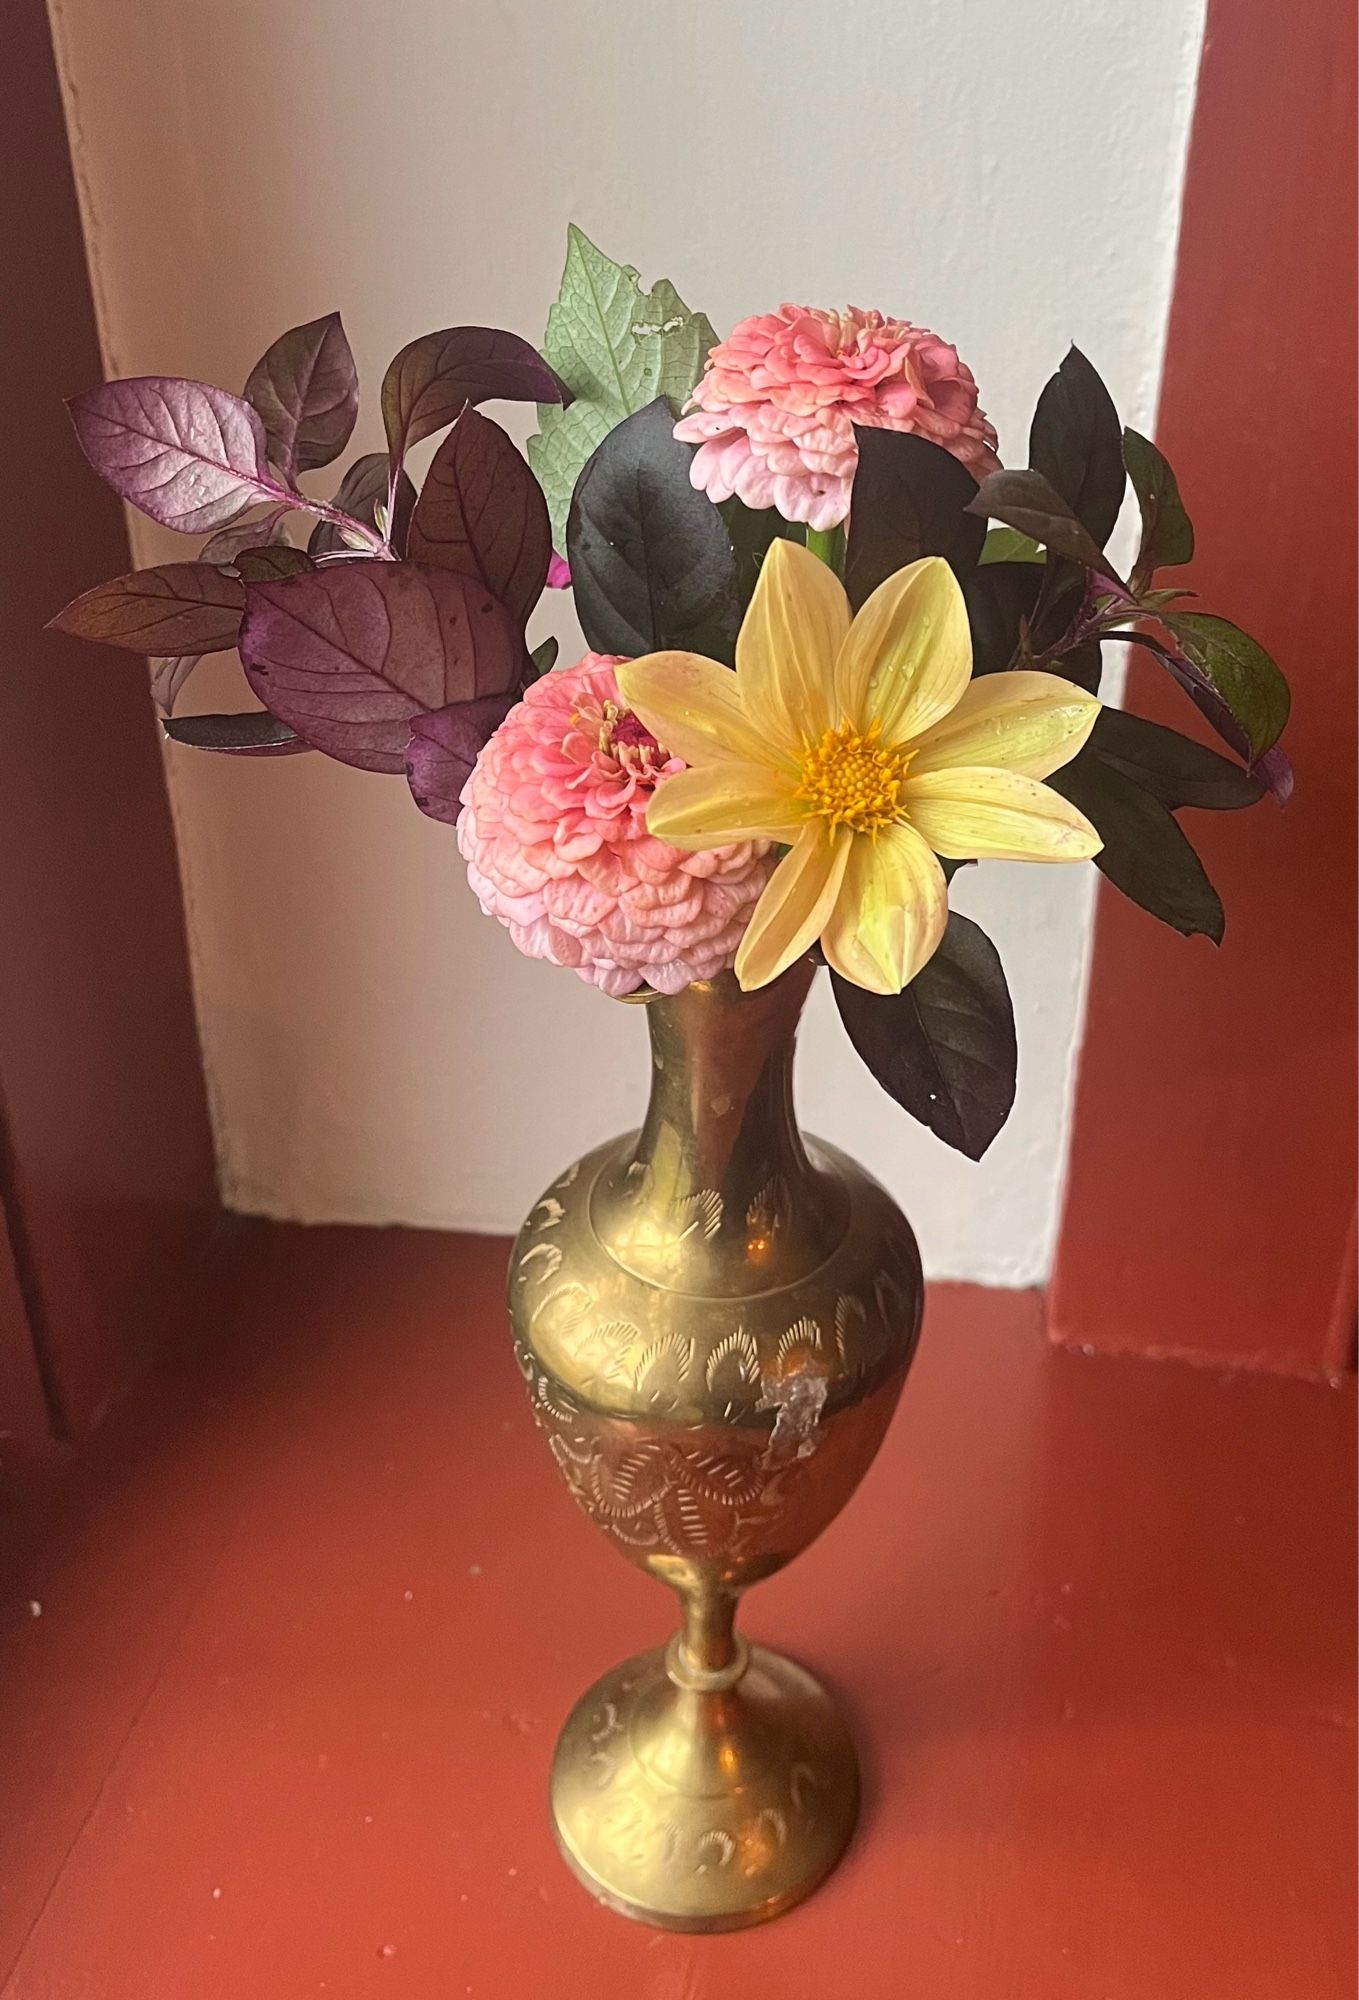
758,1365 -> 829,1465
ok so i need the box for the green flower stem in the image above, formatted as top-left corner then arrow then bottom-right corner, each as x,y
806,524 -> 845,576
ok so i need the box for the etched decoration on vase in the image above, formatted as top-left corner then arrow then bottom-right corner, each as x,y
50,227 -> 1291,1930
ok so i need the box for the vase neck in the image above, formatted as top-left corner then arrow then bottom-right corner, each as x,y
592,962 -> 847,1294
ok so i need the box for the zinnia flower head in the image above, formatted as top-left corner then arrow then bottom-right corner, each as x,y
675,305 -> 1000,532
617,543 -> 1102,996
456,654 -> 774,996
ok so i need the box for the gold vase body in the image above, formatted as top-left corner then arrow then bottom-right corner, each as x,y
508,960 -> 923,1929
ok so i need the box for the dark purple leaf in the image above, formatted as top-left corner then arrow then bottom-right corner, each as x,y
1029,347 -> 1125,550
1049,749 -> 1223,941
381,327 -> 568,469
308,452 -> 415,558
832,913 -> 1017,1160
527,636 -> 558,679
67,377 -> 289,534
48,562 -> 244,653
567,398 -> 740,664
238,561 -> 521,773
1089,707 -> 1261,810
407,409 -> 551,628
1122,427 -> 1194,585
243,312 -> 358,478
967,468 -> 1117,577
163,711 -> 309,755
233,545 -> 315,583
405,694 -> 516,825
845,429 -> 985,610
718,501 -> 806,609
962,560 -> 1042,675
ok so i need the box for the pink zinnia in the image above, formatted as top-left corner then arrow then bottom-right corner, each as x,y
675,304 -> 1000,532
457,655 -> 773,996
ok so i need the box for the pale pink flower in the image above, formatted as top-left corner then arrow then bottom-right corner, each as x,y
676,305 -> 1000,532
457,655 -> 773,996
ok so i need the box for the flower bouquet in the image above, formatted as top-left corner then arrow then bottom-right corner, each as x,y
53,228 -> 1292,1928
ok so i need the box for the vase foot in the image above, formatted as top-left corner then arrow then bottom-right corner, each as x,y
549,1641 -> 859,1932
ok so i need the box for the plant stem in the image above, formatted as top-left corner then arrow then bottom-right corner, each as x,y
806,524 -> 845,576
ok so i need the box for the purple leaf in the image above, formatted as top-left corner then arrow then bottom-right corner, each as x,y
1253,741 -> 1294,805
149,514 -> 295,713
67,377 -> 292,535
233,544 -> 315,582
405,694 -> 516,824
48,562 -> 244,653
308,452 -> 415,558
163,711 -> 309,755
407,408 -> 551,627
243,312 -> 359,478
200,509 -> 292,564
151,653 -> 203,717
238,561 -> 522,773
381,327 -> 568,469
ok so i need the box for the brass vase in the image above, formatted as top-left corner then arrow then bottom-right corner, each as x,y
508,958 -> 923,1930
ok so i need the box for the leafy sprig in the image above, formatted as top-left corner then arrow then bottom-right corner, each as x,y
48,235 -> 1292,1160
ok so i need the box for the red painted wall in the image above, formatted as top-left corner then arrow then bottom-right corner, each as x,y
1051,0 -> 1357,1374
0,0 -> 220,1436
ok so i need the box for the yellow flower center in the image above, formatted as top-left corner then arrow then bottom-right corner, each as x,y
796,721 -> 911,834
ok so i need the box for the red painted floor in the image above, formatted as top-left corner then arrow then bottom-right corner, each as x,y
0,1223 -> 1353,1999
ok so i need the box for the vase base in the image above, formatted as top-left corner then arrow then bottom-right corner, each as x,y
549,1641 -> 859,1932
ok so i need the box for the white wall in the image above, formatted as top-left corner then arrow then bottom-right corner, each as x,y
49,0 -> 1205,1283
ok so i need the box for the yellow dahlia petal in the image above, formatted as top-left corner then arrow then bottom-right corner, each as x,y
734,819 -> 852,991
833,556 -> 972,743
618,651 -> 781,769
909,670 -> 1100,780
822,821 -> 949,994
902,767 -> 1103,861
736,538 -> 850,749
645,761 -> 806,849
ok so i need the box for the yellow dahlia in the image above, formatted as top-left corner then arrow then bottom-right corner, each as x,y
616,540 -> 1102,995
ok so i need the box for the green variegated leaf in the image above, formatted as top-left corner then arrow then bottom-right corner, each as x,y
527,226 -> 718,551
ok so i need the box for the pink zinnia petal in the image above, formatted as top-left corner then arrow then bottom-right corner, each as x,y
457,655 -> 774,994
678,303 -> 1000,530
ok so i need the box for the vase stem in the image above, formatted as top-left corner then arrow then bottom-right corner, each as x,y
673,1582 -> 742,1685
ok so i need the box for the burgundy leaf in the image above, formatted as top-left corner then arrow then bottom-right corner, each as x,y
405,694 -> 515,825
243,313 -> 359,478
308,452 -> 415,558
163,711 -> 309,755
148,514 -> 295,713
381,327 -> 568,468
67,377 -> 290,534
238,561 -> 522,773
234,545 -> 315,582
48,563 -> 244,654
966,467 -> 1117,578
407,408 -> 551,627
151,653 -> 203,717
200,509 -> 292,564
